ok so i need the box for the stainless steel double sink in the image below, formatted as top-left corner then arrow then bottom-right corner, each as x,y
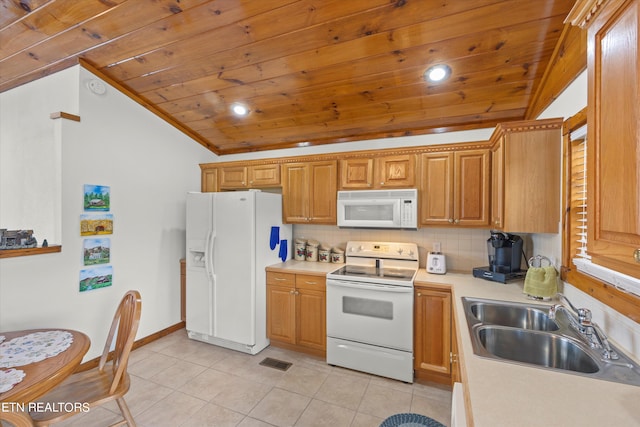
462,297 -> 640,386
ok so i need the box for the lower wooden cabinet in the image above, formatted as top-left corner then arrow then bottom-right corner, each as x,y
266,271 -> 326,356
266,272 -> 461,383
451,313 -> 461,384
414,285 -> 455,385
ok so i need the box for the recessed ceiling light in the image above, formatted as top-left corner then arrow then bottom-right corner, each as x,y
231,103 -> 249,116
424,65 -> 451,83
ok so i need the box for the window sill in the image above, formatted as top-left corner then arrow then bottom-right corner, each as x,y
0,245 -> 62,259
573,258 -> 640,297
563,265 -> 640,324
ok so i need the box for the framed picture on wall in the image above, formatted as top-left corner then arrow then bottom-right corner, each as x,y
83,184 -> 110,211
79,265 -> 113,292
83,238 -> 110,265
80,214 -> 113,236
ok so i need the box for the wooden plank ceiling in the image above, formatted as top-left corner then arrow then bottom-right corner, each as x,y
0,0 -> 577,155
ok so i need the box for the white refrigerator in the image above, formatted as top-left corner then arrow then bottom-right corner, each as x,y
185,190 -> 291,354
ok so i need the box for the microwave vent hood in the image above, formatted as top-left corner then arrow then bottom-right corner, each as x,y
336,189 -> 418,229
337,189 -> 417,200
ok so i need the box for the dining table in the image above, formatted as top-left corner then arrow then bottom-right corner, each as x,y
0,329 -> 90,427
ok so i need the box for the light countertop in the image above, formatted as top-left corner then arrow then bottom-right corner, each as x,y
415,270 -> 640,427
266,259 -> 342,275
266,262 -> 640,426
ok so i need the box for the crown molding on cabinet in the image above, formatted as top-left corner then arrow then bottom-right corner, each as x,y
566,0 -> 608,28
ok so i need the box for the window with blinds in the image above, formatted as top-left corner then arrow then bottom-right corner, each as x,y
568,125 -> 588,262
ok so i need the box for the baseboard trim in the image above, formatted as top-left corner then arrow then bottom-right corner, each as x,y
76,321 -> 186,372
268,340 -> 325,359
414,369 -> 454,386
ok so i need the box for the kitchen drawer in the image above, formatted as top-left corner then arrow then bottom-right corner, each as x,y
295,274 -> 326,291
267,271 -> 295,287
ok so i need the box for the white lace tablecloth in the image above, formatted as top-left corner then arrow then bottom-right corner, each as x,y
0,330 -> 74,369
0,368 -> 26,393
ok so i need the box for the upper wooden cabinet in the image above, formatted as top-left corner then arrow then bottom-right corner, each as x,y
340,154 -> 416,189
568,0 -> 640,278
420,149 -> 490,227
219,164 -> 280,189
375,154 -> 416,188
201,167 -> 218,192
490,139 -> 504,229
489,118 -> 562,233
340,158 -> 374,188
219,165 -> 247,188
282,160 -> 337,224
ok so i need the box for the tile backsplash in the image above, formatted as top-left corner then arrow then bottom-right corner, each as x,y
292,224 -> 535,271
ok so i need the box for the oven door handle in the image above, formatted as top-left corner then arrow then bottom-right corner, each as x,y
326,280 -> 413,293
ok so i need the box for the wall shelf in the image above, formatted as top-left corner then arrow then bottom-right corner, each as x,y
0,245 -> 61,259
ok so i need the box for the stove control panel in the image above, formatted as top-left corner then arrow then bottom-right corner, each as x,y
345,241 -> 418,261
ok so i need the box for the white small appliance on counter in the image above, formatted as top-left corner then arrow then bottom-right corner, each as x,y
427,242 -> 446,274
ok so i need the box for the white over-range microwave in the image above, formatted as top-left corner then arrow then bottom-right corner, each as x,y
336,189 -> 418,229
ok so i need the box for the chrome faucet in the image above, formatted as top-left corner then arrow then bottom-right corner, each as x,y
549,293 -> 619,360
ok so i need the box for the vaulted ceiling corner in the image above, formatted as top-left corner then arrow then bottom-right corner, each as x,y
0,0 -> 581,155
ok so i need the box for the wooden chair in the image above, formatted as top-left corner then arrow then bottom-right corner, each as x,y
30,290 -> 142,427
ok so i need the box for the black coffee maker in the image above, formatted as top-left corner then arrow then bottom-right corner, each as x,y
472,231 -> 527,283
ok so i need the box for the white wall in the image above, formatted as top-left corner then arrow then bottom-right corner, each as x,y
0,66 -> 217,360
0,67 -> 80,243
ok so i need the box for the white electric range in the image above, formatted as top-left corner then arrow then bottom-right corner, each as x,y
326,241 -> 419,383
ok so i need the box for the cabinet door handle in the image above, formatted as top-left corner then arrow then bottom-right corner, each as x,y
274,277 -> 288,281
304,281 -> 317,285
289,290 -> 295,294
454,219 -> 460,224
417,292 -> 422,297
634,249 -> 640,263
448,218 -> 454,223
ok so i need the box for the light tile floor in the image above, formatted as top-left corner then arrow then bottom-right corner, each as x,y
55,329 -> 452,427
